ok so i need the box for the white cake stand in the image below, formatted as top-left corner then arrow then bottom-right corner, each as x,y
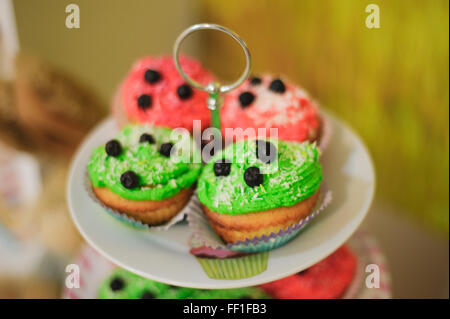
63,230 -> 391,299
66,111 -> 375,289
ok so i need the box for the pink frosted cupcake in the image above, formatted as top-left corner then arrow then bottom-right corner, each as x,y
112,56 -> 214,132
259,245 -> 357,299
220,74 -> 322,143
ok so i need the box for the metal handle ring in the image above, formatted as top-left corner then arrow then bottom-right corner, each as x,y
173,23 -> 251,94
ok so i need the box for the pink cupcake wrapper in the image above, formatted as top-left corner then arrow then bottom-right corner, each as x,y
83,169 -> 192,231
187,184 -> 332,252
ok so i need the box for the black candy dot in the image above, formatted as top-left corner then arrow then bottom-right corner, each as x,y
238,91 -> 255,108
297,269 -> 309,276
120,171 -> 139,189
249,76 -> 262,85
256,140 -> 277,164
141,291 -> 156,299
137,94 -> 152,109
110,277 -> 125,291
177,84 -> 193,100
139,133 -> 155,144
105,139 -> 122,157
244,166 -> 263,187
144,69 -> 161,84
269,79 -> 286,93
214,159 -> 231,177
159,142 -> 173,157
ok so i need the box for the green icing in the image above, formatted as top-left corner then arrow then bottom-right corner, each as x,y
88,125 -> 202,201
190,287 -> 270,299
197,139 -> 322,215
98,268 -> 168,299
98,268 -> 269,299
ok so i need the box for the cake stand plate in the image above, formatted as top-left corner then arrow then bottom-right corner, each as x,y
67,112 -> 375,289
63,231 -> 391,299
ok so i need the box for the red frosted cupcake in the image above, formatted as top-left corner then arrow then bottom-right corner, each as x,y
112,56 -> 214,132
259,245 -> 357,299
220,74 -> 321,143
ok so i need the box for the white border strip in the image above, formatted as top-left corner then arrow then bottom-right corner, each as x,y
0,0 -> 19,80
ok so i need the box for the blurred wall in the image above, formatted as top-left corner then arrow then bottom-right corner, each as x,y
200,0 -> 449,236
13,0 -> 201,104
11,0 -> 449,235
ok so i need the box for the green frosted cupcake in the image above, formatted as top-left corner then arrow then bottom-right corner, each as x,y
87,124 -> 202,226
191,287 -> 270,299
197,138 -> 322,244
98,268 -> 167,299
98,268 -> 270,299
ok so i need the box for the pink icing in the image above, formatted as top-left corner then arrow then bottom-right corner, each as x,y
220,74 -> 320,142
121,56 -> 214,131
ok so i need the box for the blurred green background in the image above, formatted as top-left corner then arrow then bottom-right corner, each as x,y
12,0 -> 449,236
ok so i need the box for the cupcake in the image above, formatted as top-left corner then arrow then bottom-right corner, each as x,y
87,124 -> 202,226
259,245 -> 357,299
112,55 -> 214,132
220,75 -> 321,143
98,268 -> 169,299
197,138 -> 322,244
99,268 -> 269,299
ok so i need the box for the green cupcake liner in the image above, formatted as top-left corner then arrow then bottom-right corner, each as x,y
196,252 -> 269,280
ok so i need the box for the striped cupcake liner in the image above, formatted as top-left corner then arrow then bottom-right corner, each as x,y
189,235 -> 270,279
195,252 -> 269,280
187,185 -> 332,253
83,169 -> 193,231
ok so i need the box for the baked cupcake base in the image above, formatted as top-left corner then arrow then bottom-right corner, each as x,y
93,186 -> 194,226
202,190 -> 320,244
